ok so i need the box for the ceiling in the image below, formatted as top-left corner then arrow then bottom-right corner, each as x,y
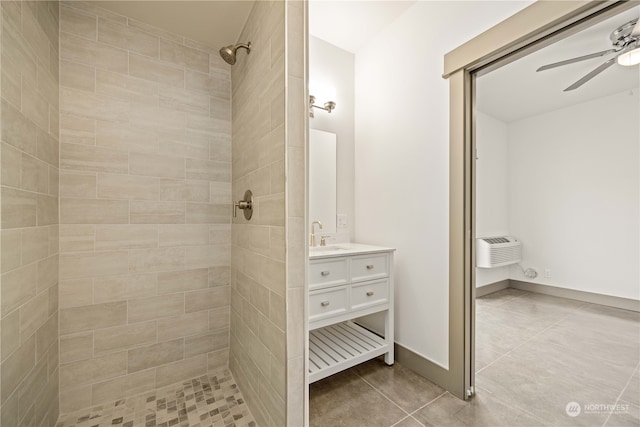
309,0 -> 415,53
94,1 -> 254,51
476,6 -> 640,123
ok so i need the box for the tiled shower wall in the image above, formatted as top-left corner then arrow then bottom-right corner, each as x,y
229,1 -> 287,426
0,1 -> 61,427
57,2 -> 232,413
229,1 -> 307,425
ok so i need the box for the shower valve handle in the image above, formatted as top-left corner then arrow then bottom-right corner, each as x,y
234,190 -> 254,220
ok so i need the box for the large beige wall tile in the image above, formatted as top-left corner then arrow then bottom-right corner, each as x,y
127,294 -> 184,323
158,225 -> 209,247
155,354 -> 207,388
185,287 -> 229,313
128,339 -> 184,373
1,187 -> 37,229
186,203 -> 229,224
60,32 -> 127,73
1,309 -> 20,361
95,69 -> 159,105
59,113 -> 95,145
95,120 -> 158,154
184,330 -> 228,358
1,336 -> 36,403
60,198 -> 129,224
1,229 -> 22,273
19,291 -> 49,341
1,263 -> 37,314
1,99 -> 38,157
60,301 -> 127,334
60,143 -> 128,174
91,369 -> 156,405
60,4 -> 97,39
157,268 -> 208,294
20,153 -> 49,194
129,53 -> 185,88
159,39 -> 208,73
159,179 -> 210,202
97,18 -> 159,58
96,174 -> 159,200
156,311 -> 209,343
59,351 -> 127,389
95,225 -> 158,250
129,152 -> 185,179
59,279 -> 93,309
93,274 -> 157,304
128,247 -> 185,273
60,332 -> 93,364
130,201 -> 185,224
94,321 -> 156,355
159,87 -> 209,115
59,224 -> 94,252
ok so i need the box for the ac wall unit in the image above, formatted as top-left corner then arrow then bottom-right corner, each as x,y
476,236 -> 521,268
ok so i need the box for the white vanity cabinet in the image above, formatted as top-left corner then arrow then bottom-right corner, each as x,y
308,244 -> 395,383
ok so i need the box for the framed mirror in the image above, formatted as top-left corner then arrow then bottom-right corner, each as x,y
309,129 -> 337,234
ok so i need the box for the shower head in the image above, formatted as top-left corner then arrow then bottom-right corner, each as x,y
219,42 -> 251,65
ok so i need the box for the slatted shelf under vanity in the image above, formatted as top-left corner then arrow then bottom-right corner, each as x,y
308,321 -> 390,383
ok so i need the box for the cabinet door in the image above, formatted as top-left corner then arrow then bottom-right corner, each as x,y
350,253 -> 389,282
309,257 -> 348,290
309,286 -> 348,322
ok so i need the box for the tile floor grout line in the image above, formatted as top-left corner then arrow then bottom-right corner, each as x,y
475,309 -> 574,376
407,391 -> 448,418
356,374 -> 414,418
601,360 -> 640,427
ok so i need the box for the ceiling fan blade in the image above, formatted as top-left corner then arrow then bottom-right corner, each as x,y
563,57 -> 617,91
631,18 -> 640,37
536,49 -> 618,72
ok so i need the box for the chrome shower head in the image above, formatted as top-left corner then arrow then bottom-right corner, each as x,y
219,42 -> 251,65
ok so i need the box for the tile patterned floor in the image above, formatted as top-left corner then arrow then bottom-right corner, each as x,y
310,289 -> 640,427
56,370 -> 256,427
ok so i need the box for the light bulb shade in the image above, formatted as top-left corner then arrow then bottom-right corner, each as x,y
617,47 -> 640,66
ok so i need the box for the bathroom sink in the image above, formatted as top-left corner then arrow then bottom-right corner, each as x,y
309,245 -> 346,252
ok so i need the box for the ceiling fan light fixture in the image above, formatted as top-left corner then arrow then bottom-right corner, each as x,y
617,46 -> 640,66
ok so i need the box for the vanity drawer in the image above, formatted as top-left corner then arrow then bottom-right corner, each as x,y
309,286 -> 348,322
309,257 -> 348,289
350,279 -> 389,311
350,253 -> 389,282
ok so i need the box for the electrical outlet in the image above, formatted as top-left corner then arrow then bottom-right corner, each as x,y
544,269 -> 551,278
337,214 -> 348,228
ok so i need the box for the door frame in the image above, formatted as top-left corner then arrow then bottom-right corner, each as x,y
443,0 -> 636,400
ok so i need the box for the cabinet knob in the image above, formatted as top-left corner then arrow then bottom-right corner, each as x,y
321,271 -> 330,276
366,291 -> 374,296
321,301 -> 330,307
366,265 -> 374,270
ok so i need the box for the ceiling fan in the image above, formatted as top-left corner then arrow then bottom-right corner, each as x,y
537,17 -> 640,91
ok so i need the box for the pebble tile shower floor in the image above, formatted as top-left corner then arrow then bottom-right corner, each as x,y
55,370 -> 256,427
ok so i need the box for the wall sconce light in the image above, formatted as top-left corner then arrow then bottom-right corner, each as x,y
309,95 -> 336,118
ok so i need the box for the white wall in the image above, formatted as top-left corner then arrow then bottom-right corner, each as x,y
475,111 -> 510,287
309,36 -> 355,242
354,1 -> 533,368
507,89 -> 639,300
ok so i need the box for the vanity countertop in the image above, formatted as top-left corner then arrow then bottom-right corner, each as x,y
308,242 -> 395,259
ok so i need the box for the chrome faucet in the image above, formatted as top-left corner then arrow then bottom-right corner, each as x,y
310,221 -> 323,247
